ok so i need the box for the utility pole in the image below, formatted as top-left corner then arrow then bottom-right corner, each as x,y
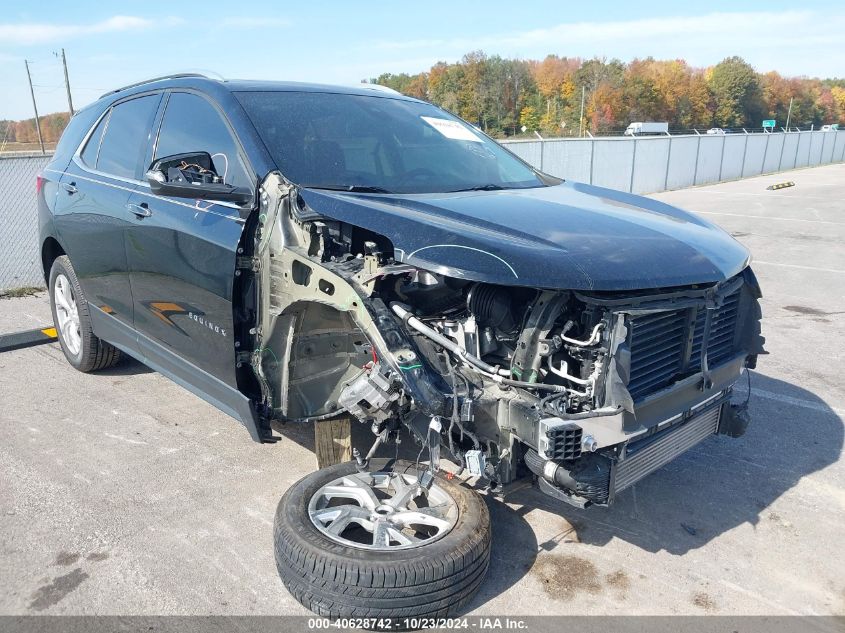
785,97 -> 794,132
59,48 -> 74,115
579,85 -> 586,137
24,60 -> 45,155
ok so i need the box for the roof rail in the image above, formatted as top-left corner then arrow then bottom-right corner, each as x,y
357,83 -> 402,95
99,73 -> 211,98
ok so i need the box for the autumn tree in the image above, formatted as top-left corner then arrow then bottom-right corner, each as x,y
519,105 -> 541,132
831,86 -> 845,122
760,71 -> 792,124
4,53 -> 842,152
623,59 -> 660,122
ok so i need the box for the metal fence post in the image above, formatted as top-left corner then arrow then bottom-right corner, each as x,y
692,135 -> 702,186
808,132 -> 814,166
588,138 -> 595,185
717,135 -> 727,182
761,132 -> 771,174
539,139 -> 545,172
778,130 -> 787,172
663,136 -> 673,191
740,134 -> 750,178
629,138 -> 638,193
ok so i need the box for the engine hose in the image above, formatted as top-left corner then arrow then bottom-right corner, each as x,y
391,303 -> 566,393
524,448 -> 577,490
273,407 -> 349,425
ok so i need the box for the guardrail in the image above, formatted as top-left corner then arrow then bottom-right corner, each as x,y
500,130 -> 845,194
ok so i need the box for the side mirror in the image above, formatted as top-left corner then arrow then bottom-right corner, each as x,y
146,152 -> 252,205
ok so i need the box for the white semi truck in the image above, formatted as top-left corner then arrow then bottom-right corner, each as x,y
624,121 -> 670,136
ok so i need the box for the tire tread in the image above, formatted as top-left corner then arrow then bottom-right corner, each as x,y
274,460 -> 490,622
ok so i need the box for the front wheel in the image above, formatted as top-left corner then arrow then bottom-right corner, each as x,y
49,255 -> 121,372
274,459 -> 491,622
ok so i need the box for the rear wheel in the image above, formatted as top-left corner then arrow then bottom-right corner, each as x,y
49,256 -> 121,372
274,459 -> 490,623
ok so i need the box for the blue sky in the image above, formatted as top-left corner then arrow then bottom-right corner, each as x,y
1,0 -> 842,120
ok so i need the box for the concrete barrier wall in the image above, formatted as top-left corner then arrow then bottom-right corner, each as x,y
501,130 -> 845,194
665,136 -> 699,191
834,132 -> 845,163
762,134 -> 785,173
781,133 -> 800,170
631,137 -> 670,194
543,139 -> 593,183
591,139 -> 634,191
694,136 -> 722,186
795,133 -> 812,168
719,135 -> 747,181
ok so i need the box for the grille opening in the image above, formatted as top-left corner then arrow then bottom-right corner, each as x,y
627,290 -> 741,401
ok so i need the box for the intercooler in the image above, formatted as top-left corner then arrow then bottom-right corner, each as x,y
538,397 -> 725,506
613,402 -> 722,493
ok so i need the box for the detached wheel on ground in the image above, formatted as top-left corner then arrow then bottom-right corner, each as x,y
49,255 -> 121,372
274,459 -> 491,621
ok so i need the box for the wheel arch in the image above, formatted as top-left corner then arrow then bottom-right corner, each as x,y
41,236 -> 66,286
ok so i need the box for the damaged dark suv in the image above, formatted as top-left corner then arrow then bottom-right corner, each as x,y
38,74 -> 764,621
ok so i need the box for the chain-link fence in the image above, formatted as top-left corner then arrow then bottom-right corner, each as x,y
0,153 -> 52,292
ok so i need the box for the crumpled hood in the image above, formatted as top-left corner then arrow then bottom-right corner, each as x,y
298,181 -> 751,291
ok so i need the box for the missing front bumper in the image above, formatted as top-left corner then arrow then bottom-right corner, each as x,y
536,394 -> 737,507
613,401 -> 722,494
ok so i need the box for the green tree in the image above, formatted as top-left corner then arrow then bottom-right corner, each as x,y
708,56 -> 763,127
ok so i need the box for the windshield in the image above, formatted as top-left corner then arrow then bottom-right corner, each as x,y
235,91 -> 546,194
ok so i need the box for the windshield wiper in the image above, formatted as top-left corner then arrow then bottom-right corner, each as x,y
304,184 -> 394,194
448,184 -> 506,192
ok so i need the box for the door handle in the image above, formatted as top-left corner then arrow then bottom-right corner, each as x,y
126,202 -> 152,218
61,182 -> 77,194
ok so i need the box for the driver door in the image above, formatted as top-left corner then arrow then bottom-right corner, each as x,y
125,90 -> 255,388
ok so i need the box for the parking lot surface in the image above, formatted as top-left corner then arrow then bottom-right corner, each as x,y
1,164 -> 843,616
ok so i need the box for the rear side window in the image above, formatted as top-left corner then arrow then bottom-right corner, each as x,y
96,94 -> 160,179
154,92 -> 251,189
52,105 -> 104,170
80,111 -> 110,167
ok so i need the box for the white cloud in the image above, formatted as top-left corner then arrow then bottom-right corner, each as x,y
220,17 -> 290,29
368,10 -> 845,78
0,15 -> 183,46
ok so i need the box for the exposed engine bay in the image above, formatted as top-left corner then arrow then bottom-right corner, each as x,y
241,173 -> 765,507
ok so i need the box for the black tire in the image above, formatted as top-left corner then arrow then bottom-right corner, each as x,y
49,255 -> 121,372
274,459 -> 490,624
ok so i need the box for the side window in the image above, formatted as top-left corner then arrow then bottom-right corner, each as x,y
80,110 -> 110,167
155,92 -> 251,189
96,95 -> 160,179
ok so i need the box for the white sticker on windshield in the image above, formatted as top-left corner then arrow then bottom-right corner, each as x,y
421,116 -> 483,142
